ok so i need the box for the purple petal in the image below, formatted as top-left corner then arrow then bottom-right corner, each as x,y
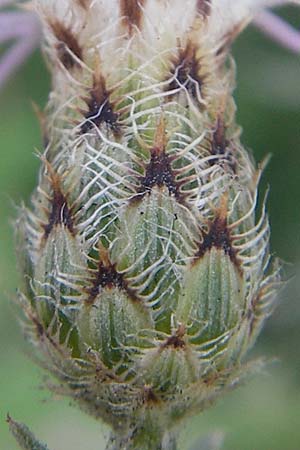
0,0 -> 14,7
254,10 -> 300,53
0,9 -> 42,88
0,35 -> 39,88
0,12 -> 41,42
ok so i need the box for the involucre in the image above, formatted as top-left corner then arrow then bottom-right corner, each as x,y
16,1 -> 284,449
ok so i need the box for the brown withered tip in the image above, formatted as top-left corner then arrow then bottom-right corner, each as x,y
76,0 -> 92,9
196,0 -> 211,17
42,160 -> 75,240
81,69 -> 120,135
6,413 -> 13,424
194,196 -> 241,271
248,283 -> 271,335
161,324 -> 186,350
49,20 -> 83,69
120,0 -> 146,36
32,315 -> 45,338
217,20 -> 248,57
210,116 -> 237,173
212,116 -> 226,155
143,385 -> 160,404
31,101 -> 49,149
27,308 -> 63,353
153,115 -> 167,156
85,245 -> 140,304
165,40 -> 205,102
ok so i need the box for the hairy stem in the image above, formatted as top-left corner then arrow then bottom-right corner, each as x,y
106,418 -> 178,450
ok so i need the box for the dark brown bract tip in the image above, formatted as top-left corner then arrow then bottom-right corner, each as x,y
161,324 -> 186,350
139,150 -> 180,197
131,117 -> 186,204
194,199 -> 241,271
120,0 -> 146,36
81,72 -> 120,134
142,385 -> 160,404
49,20 -> 83,69
42,162 -> 75,240
85,247 -> 139,304
209,116 -> 237,173
76,0 -> 92,9
165,41 -> 205,102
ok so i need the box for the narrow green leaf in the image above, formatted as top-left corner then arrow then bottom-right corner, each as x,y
7,414 -> 50,450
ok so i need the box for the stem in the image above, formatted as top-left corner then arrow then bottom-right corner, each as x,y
105,415 -> 178,450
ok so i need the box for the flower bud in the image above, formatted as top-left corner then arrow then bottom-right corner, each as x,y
17,1 -> 282,448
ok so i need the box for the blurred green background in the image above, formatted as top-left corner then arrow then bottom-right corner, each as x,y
1,7 -> 300,450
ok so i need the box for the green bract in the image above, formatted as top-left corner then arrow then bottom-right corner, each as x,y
16,1 -> 282,448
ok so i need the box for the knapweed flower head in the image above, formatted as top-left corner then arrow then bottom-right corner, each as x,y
14,0 -> 299,449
